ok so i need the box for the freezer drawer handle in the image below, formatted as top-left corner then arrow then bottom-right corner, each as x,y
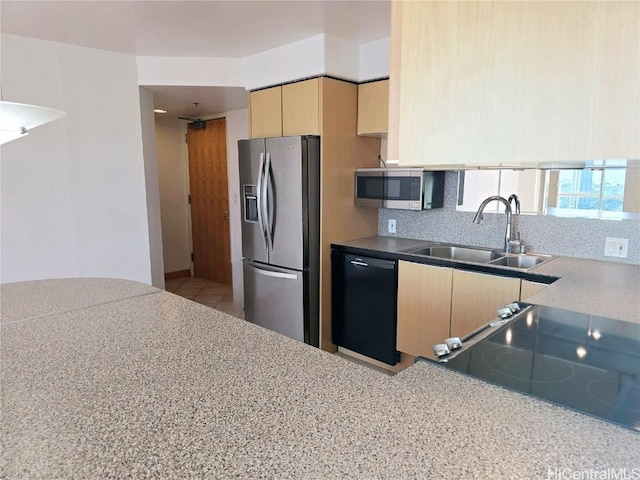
253,267 -> 298,280
350,260 -> 369,267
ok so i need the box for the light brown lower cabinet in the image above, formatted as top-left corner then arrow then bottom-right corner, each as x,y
397,262 -> 527,358
520,280 -> 547,300
450,269 -> 521,338
396,261 -> 452,357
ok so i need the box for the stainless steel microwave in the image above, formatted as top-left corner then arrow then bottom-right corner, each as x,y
355,168 -> 445,210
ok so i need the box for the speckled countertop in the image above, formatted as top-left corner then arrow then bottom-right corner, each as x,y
1,279 -> 639,479
334,236 -> 640,324
0,278 -> 159,325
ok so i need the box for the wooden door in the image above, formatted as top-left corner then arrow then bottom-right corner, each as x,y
187,118 -> 232,284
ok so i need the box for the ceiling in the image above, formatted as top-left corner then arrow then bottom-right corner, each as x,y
1,0 -> 390,117
144,85 -> 249,118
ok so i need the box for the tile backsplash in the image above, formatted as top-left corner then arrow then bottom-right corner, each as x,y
378,172 -> 640,265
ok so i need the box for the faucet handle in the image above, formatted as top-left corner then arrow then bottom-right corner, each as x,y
508,239 -> 521,254
512,232 -> 528,253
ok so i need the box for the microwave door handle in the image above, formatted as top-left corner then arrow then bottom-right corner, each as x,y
260,152 -> 273,251
255,152 -> 268,250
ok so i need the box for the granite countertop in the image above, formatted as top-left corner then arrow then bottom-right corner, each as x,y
0,278 -> 160,325
333,236 -> 640,324
1,278 -> 638,479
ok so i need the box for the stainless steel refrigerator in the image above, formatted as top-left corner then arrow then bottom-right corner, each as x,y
238,135 -> 320,347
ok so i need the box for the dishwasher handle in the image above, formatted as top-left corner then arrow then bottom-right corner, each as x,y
347,255 -> 395,270
350,260 -> 369,267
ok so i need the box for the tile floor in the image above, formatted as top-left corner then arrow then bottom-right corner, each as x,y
164,276 -> 244,319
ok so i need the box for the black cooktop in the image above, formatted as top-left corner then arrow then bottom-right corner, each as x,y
440,305 -> 640,431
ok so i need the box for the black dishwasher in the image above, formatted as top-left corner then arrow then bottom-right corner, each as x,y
332,250 -> 399,365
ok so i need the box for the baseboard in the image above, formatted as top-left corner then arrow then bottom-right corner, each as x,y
164,269 -> 191,280
336,347 -> 415,374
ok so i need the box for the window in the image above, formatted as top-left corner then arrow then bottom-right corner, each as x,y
556,168 -> 626,213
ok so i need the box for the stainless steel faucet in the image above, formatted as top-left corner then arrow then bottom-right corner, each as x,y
472,196 -> 513,252
507,194 -> 521,215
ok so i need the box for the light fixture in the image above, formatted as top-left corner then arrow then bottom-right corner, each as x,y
154,109 -> 167,114
0,101 -> 66,146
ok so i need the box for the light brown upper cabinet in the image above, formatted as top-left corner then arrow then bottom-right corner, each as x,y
388,1 -> 640,167
282,78 -> 320,136
250,86 -> 282,138
249,79 -> 320,138
450,270 -> 521,338
357,79 -> 389,136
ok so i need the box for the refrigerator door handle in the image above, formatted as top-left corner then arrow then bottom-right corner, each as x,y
263,151 -> 274,251
255,152 -> 268,250
250,265 -> 298,280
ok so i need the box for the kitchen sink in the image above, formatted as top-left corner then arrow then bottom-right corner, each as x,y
403,245 -> 505,263
401,244 -> 556,270
488,254 -> 554,270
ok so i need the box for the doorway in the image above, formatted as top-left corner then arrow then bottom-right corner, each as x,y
187,118 -> 232,285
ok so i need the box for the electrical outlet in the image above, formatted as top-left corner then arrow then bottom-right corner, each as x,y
388,219 -> 397,234
604,237 -> 628,258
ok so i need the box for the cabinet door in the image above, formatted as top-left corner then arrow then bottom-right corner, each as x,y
250,86 -> 282,138
397,261 -> 452,357
357,79 -> 389,136
520,280 -> 547,301
389,1 -> 639,167
450,270 -> 521,338
282,78 -> 320,136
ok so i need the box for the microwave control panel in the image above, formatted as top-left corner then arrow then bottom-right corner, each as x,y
409,176 -> 422,200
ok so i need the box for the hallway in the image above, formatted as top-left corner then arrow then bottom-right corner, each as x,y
165,276 -> 244,319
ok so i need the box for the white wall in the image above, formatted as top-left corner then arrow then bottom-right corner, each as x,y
138,34 -> 391,92
360,38 -> 390,80
324,35 -> 360,81
1,34 -> 153,285
155,115 -> 191,274
224,109 -> 249,303
242,34 -> 388,89
139,87 -> 165,288
137,56 -> 245,87
243,34 -> 327,90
